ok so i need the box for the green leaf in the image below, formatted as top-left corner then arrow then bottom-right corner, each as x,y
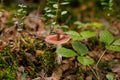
88,22 -> 104,29
46,10 -> 52,12
106,73 -> 114,80
44,7 -> 49,11
46,14 -> 54,18
21,73 -> 27,80
74,21 -> 83,25
61,11 -> 67,15
77,56 -> 94,65
61,25 -> 69,29
106,45 -> 120,52
113,38 -> 120,46
100,30 -> 114,45
56,47 -> 77,57
72,41 -> 88,56
66,31 -> 82,40
79,31 -> 96,40
53,4 -> 58,8
60,2 -> 70,5
74,21 -> 84,28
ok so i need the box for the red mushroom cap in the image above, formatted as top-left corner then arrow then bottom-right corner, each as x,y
45,34 -> 70,44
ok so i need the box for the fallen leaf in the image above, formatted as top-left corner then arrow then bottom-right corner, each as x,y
18,66 -> 25,73
85,75 -> 92,80
36,50 -> 44,56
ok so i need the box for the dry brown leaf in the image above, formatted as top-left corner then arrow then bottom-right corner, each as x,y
45,77 -> 58,80
88,51 -> 100,58
16,72 -> 21,80
26,53 -> 36,61
63,75 -> 77,80
32,77 -> 41,80
24,11 -> 45,30
102,54 -> 115,61
113,21 -> 120,31
0,40 -> 6,52
0,45 -> 4,52
44,59 -> 75,80
36,50 -> 44,56
18,66 -> 25,73
85,75 -> 92,80
111,64 -> 120,73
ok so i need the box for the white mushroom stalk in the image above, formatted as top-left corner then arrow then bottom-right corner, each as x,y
56,44 -> 62,64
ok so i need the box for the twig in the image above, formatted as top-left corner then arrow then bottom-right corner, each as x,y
96,50 -> 107,66
88,65 -> 100,80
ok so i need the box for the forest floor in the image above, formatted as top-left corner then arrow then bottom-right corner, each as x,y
1,3 -> 120,80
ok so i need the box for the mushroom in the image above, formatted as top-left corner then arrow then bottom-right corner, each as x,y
45,31 -> 70,64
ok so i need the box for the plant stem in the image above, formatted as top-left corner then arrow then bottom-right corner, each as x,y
96,49 -> 107,66
88,65 -> 100,80
95,49 -> 107,80
55,0 -> 60,23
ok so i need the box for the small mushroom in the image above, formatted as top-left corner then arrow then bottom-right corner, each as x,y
45,32 -> 70,64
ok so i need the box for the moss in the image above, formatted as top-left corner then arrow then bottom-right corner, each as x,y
0,66 -> 17,80
38,51 -> 56,74
0,47 -> 18,79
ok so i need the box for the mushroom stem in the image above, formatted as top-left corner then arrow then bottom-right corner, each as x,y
56,44 -> 62,64
56,29 -> 63,40
57,33 -> 61,40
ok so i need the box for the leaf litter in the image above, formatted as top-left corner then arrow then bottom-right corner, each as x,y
1,6 -> 120,80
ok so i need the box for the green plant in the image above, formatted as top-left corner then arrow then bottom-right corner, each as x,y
0,48 -> 18,80
66,30 -> 96,41
14,4 -> 27,31
53,29 -> 99,78
101,0 -> 114,16
44,0 -> 70,31
56,30 -> 96,65
106,73 -> 114,80
44,0 -> 69,22
0,66 -> 17,80
56,41 -> 94,65
93,30 -> 120,80
56,30 -> 96,68
74,21 -> 104,29
56,40 -> 99,79
57,29 -> 120,80
97,30 -> 120,66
